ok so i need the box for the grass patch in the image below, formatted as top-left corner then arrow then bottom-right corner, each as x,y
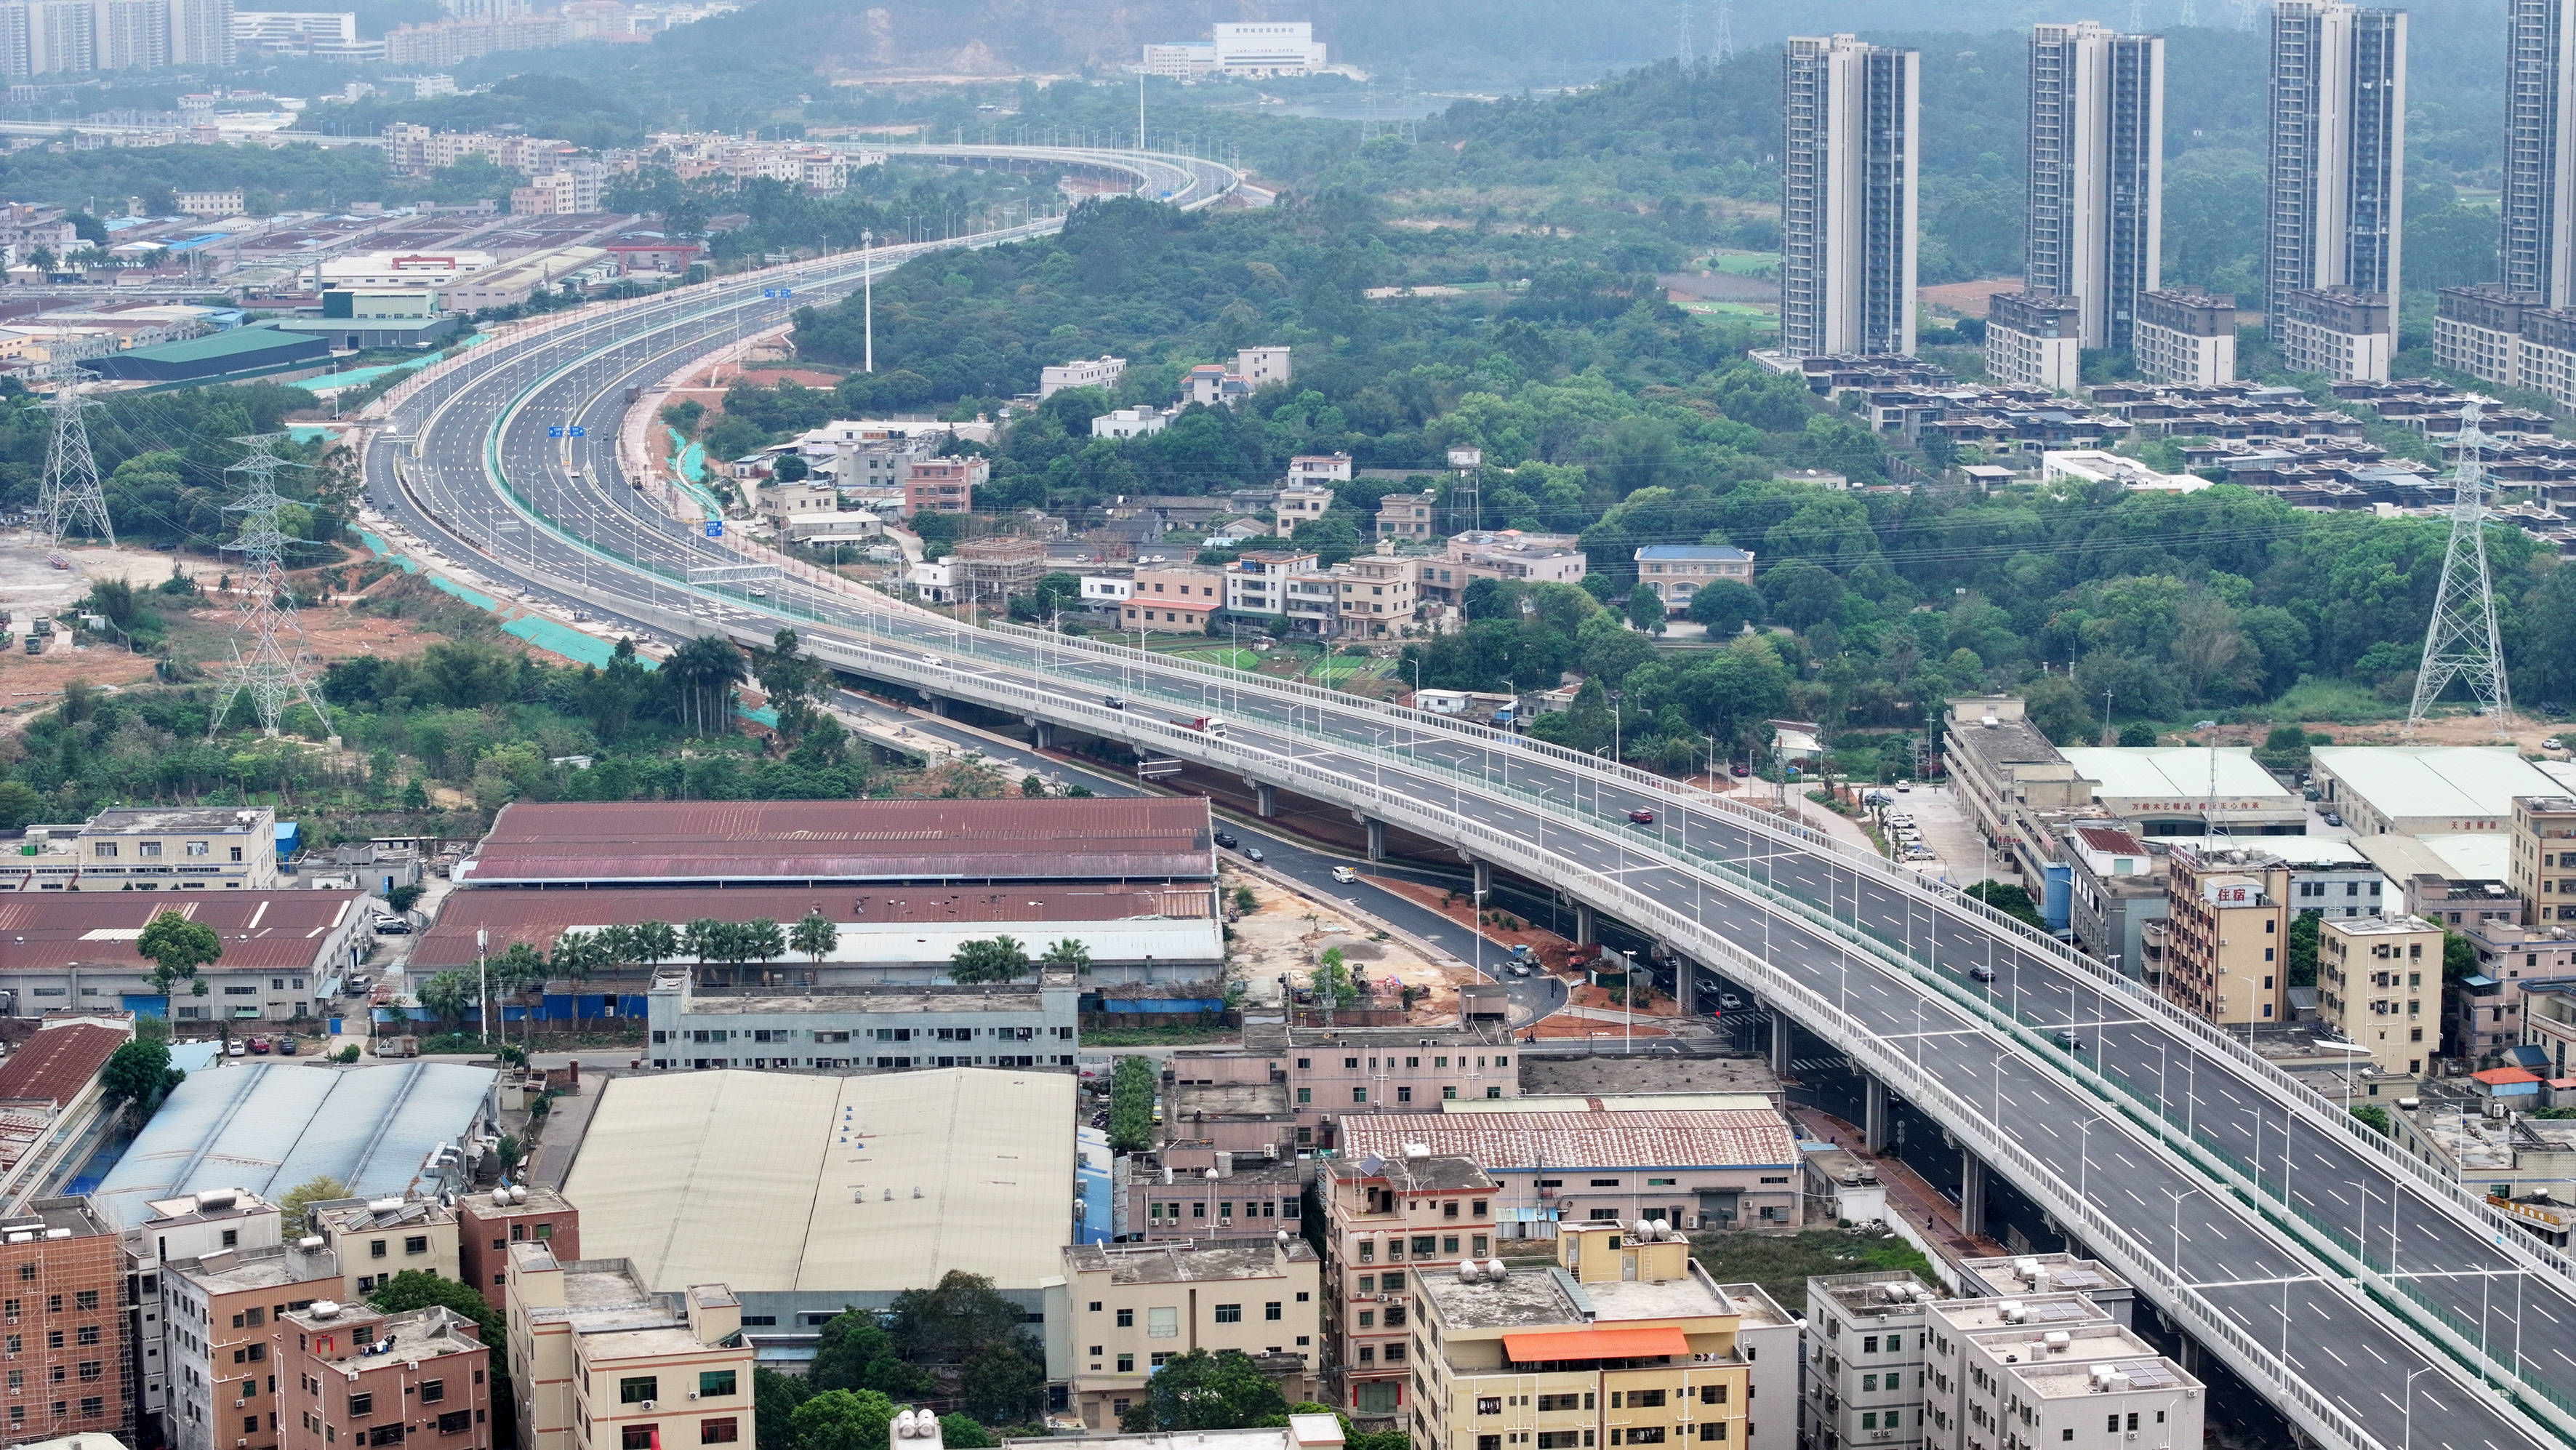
2266,678 -> 2403,725
1688,1228 -> 1938,1315
1704,249 -> 1781,276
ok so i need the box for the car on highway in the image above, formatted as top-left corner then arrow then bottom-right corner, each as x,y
1244,846 -> 1265,862
1331,866 -> 1358,884
1104,695 -> 1126,710
1969,964 -> 1997,982
1626,808 -> 1657,825
2053,1028 -> 2085,1051
1214,830 -> 1240,849
920,652 -> 944,668
1718,993 -> 1743,1010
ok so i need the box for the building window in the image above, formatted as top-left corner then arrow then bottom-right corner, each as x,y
621,1378 -> 659,1405
700,1371 -> 737,1398
1117,1309 -> 1134,1328
350,1395 -> 375,1418
701,1420 -> 739,1444
624,1430 -> 657,1450
1214,1304 -> 1241,1323
420,1382 -> 444,1405
1147,1307 -> 1179,1339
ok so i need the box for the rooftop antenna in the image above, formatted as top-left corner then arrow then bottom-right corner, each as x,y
2408,401 -> 2514,737
33,361 -> 111,550
207,434 -> 334,742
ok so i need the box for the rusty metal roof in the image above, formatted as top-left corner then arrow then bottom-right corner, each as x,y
0,1022 -> 128,1109
412,882 -> 1207,969
462,798 -> 1214,885
1341,1107 -> 1799,1172
0,892 -> 366,974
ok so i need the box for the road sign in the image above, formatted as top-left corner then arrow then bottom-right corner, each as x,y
548,424 -> 586,438
763,288 -> 793,300
705,520 -> 723,538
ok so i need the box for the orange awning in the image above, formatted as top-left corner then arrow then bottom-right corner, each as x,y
1503,1326 -> 1691,1363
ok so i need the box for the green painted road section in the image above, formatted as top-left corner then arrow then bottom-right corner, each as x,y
354,530 -> 420,573
664,426 -> 727,514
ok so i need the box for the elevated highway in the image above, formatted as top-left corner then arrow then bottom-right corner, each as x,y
357,145 -> 2575,1450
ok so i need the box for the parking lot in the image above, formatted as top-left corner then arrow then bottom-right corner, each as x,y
1869,781 -> 1999,885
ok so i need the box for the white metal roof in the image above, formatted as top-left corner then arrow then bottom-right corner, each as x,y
562,1067 -> 1075,1296
2058,748 -> 2298,806
2312,746 -> 2559,822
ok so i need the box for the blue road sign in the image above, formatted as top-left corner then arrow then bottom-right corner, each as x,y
705,520 -> 723,538
764,288 -> 793,300
548,424 -> 587,438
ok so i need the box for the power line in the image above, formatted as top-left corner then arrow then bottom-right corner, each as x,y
207,433 -> 334,742
2407,403 -> 2513,737
34,363 -> 111,550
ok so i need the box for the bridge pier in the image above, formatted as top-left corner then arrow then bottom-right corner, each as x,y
1863,1076 -> 1892,1154
1672,956 -> 1693,1017
1472,860 -> 1493,899
1254,782 -> 1277,818
923,695 -> 949,717
1768,1013 -> 1791,1074
1365,819 -> 1387,862
1959,1150 -> 1988,1239
1026,718 -> 1054,750
1575,903 -> 1597,947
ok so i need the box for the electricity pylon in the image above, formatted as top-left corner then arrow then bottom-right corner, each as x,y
2407,402 -> 2514,737
33,363 -> 111,549
207,435 -> 334,741
1712,0 -> 1736,61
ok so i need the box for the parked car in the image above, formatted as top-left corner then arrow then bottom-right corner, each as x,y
2322,812 -> 2344,827
246,1036 -> 270,1055
2548,737 -> 2566,750
277,1037 -> 298,1056
226,1040 -> 246,1057
372,916 -> 410,935
1626,808 -> 1658,825
1730,764 -> 1751,778
1244,846 -> 1265,862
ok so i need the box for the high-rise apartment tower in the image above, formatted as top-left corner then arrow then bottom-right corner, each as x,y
1781,33 -> 1919,358
2026,21 -> 2164,351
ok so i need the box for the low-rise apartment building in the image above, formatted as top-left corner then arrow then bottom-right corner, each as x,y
457,1187 -> 579,1312
310,1197 -> 460,1301
2131,289 -> 2239,385
1320,1152 -> 1496,1411
278,1302 -> 492,1450
1275,484 -> 1336,536
1124,564 -> 1226,634
902,457 -> 984,515
1633,545 -> 1754,614
1118,1154 -> 1307,1243
1951,1254 -> 2136,1326
1411,1223 -> 1792,1446
2272,287 -> 2393,383
1373,492 -> 1437,542
1983,292 -> 2084,392
2511,794 -> 2576,925
2318,915 -> 2439,1078
1287,455 -> 1352,486
0,1201 -> 131,1445
504,1247 -> 753,1450
2161,845 -> 2290,1025
1048,1238 -> 1320,1429
1805,1270 -> 1936,1450
1336,549 -> 1417,638
163,1232 -> 342,1450
1040,355 -> 1126,398
1922,1294 -> 2203,1450
2454,918 -> 2576,1062
70,806 -> 278,891
1225,550 -> 1319,617
1416,531 -> 1589,606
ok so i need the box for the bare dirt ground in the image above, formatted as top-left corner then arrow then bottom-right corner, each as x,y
2198,713 -> 2564,753
1223,862 -> 1476,1020
1917,278 -> 2027,318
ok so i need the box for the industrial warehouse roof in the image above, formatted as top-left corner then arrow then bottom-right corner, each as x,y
91,1061 -> 496,1228
2312,746 -> 2561,822
2058,748 -> 2298,806
1341,1101 -> 1797,1171
561,1068 -> 1074,1296
0,892 -> 367,973
411,883 -> 1208,970
460,799 -> 1213,885
0,1022 -> 129,1109
86,324 -> 327,380
2353,832 -> 2515,884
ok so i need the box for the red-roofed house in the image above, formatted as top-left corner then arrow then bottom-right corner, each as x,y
0,891 -> 371,1023
0,1018 -> 131,1205
2471,1065 -> 2545,1102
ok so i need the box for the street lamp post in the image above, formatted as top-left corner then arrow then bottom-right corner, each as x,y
1621,948 -> 1637,1057
861,229 -> 875,374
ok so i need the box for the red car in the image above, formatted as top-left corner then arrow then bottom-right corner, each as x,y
246,1036 -> 271,1055
1626,808 -> 1657,825
1730,764 -> 1752,777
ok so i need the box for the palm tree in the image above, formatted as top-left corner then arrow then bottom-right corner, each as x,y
550,930 -> 599,983
631,920 -> 679,977
1040,938 -> 1092,976
950,935 -> 1030,985
590,923 -> 635,983
790,911 -> 838,980
683,918 -> 726,982
741,918 -> 786,985
665,635 -> 744,734
492,942 -> 547,1044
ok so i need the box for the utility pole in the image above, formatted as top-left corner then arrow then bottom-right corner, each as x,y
1136,70 -> 1145,151
206,434 -> 334,742
2408,401 -> 2514,737
33,361 -> 111,549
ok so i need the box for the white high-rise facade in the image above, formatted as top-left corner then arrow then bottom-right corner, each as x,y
2265,0 -> 2407,379
2025,21 -> 2164,351
1781,33 -> 1919,358
2503,0 -> 2576,306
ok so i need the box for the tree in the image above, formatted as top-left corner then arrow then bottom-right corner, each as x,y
739,918 -> 787,977
137,910 -> 222,998
749,628 -> 819,742
370,1270 -> 510,1411
1040,938 -> 1091,975
2350,1103 -> 2394,1137
789,1390 -> 899,1450
2286,910 -> 2322,988
416,969 -> 478,1030
2116,721 -> 2158,748
1624,588 -> 1669,635
1118,1349 -> 1291,1432
1311,947 -> 1359,1007
811,1309 -> 926,1397
277,1174 -> 351,1235
666,634 -> 745,734
1965,881 -> 2047,930
948,935 -> 1030,985
492,942 -> 549,1040
960,1339 -> 1046,1425
631,920 -> 680,971
100,1037 -> 182,1120
550,930 -> 602,983
755,1369 -> 813,1450
684,918 -> 729,972
1107,1055 -> 1157,1153
792,911 -> 839,970
1684,580 -> 1765,636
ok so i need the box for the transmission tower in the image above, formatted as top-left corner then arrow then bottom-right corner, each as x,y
1712,0 -> 1735,61
2235,0 -> 2260,29
207,435 -> 334,741
2407,401 -> 2515,737
2128,0 -> 2145,31
2179,0 -> 2199,26
33,363 -> 111,550
1678,3 -> 1696,68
